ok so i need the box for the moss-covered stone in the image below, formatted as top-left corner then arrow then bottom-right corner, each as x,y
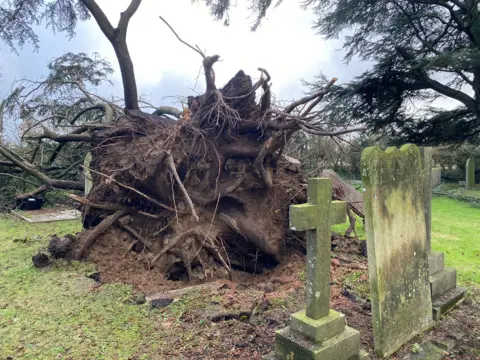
275,326 -> 360,360
466,157 -> 475,190
290,309 -> 345,343
430,267 -> 456,300
428,251 -> 444,276
83,152 -> 93,195
420,147 -> 433,251
361,144 -> 434,358
432,287 -> 467,320
289,178 -> 347,320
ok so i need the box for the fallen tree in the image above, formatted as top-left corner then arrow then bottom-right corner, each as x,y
1,0 -> 365,279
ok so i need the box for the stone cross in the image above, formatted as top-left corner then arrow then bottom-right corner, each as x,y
272,177 -> 368,360
289,177 -> 347,319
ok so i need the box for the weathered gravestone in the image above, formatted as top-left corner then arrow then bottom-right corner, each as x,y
83,152 -> 93,196
273,178 -> 369,360
466,157 -> 475,189
420,148 -> 467,320
431,167 -> 441,188
361,145 -> 434,358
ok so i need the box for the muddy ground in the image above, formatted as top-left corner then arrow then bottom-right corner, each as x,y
83,234 -> 480,360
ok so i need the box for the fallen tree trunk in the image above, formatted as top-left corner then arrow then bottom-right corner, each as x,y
320,169 -> 364,218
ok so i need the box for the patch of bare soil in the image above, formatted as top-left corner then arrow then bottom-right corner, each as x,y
83,233 -> 479,359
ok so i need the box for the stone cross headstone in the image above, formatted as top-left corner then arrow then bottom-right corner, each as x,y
420,147 -> 467,320
361,145 -> 433,358
274,178 -> 368,360
466,157 -> 475,189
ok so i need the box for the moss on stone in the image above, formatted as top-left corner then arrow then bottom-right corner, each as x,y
361,144 -> 434,358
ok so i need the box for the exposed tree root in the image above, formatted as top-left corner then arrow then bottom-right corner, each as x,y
74,208 -> 131,260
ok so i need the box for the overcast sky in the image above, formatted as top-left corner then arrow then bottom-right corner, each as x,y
0,0 -> 371,109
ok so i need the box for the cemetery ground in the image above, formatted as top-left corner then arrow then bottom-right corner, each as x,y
0,197 -> 478,359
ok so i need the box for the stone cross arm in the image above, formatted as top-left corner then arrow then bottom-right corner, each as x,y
290,200 -> 347,231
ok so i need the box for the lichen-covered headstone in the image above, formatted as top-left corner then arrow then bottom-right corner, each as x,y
273,178 -> 369,360
466,157 -> 475,189
83,152 -> 93,196
361,145 -> 433,358
431,167 -> 441,188
421,149 -> 467,320
420,147 -> 433,251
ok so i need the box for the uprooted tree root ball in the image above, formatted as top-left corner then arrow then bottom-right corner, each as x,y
72,69 -> 313,279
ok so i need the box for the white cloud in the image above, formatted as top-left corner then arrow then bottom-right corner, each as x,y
80,0 -> 351,100
0,1 -> 367,105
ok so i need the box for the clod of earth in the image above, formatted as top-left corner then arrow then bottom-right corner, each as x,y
32,252 -> 51,268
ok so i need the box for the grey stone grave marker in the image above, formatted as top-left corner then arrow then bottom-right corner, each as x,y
466,157 -> 475,189
361,144 -> 434,358
274,178 -> 368,360
420,147 -> 467,320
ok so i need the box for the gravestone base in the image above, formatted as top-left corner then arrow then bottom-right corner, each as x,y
428,251 -> 467,320
432,286 -> 467,321
290,310 -> 346,343
275,325 -> 368,360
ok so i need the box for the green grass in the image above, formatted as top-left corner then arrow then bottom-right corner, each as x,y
0,216 -> 212,359
0,194 -> 478,358
430,197 -> 480,285
333,197 -> 479,286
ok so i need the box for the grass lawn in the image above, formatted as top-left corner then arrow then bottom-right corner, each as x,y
0,217 -> 211,359
0,196 -> 478,359
430,196 -> 480,285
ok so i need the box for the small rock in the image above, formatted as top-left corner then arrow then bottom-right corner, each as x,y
331,258 -> 341,266
218,283 -> 230,290
86,272 -> 101,282
161,321 -> 173,329
360,240 -> 367,257
256,282 -> 273,292
150,297 -> 174,309
235,341 -> 248,348
237,283 -> 248,291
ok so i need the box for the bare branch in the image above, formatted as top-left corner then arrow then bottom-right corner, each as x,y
117,0 -> 142,36
159,16 -> 205,58
285,77 -> 337,114
299,125 -> 367,136
80,0 -> 115,40
166,153 -> 199,221
0,144 -> 84,191
25,125 -> 92,142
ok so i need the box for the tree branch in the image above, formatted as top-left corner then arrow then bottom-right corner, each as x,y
26,126 -> 92,142
0,145 -> 84,191
397,46 -> 478,113
158,16 -> 205,58
117,0 -> 142,37
80,0 -> 115,39
203,55 -> 220,92
285,77 -> 337,114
